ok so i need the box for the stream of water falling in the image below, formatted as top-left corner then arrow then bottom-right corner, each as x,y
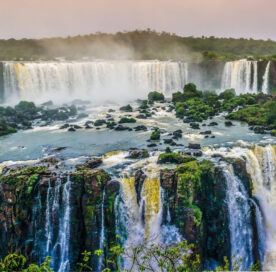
262,61 -> 271,94
206,145 -> 276,269
98,190 -> 106,272
43,176 -> 71,272
241,145 -> 276,270
224,166 -> 254,270
2,61 -> 188,104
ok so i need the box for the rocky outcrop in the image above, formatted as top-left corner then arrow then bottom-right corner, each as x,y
160,161 -> 230,266
0,164 -> 119,270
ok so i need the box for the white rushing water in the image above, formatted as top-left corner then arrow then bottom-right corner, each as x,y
224,166 -> 254,270
44,176 -> 71,272
220,60 -> 271,95
117,156 -> 181,270
2,61 -> 188,104
98,190 -> 106,272
221,60 -> 258,95
262,61 -> 271,94
206,145 -> 276,270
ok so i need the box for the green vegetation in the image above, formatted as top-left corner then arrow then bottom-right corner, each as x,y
118,117 -> 136,124
0,120 -> 16,136
150,130 -> 160,140
148,91 -> 165,102
139,100 -> 148,110
1,30 -> 276,61
119,104 -> 133,112
0,166 -> 49,196
0,253 -> 52,272
172,83 -> 276,133
158,152 -> 196,164
226,100 -> 276,131
0,101 -> 78,136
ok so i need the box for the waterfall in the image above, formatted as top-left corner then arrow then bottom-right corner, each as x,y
261,61 -> 271,94
43,176 -> 72,272
220,60 -> 259,94
212,145 -> 276,269
242,145 -> 276,270
2,61 -> 188,104
251,199 -> 266,263
98,190 -> 106,272
118,157 -> 183,270
224,166 -> 254,270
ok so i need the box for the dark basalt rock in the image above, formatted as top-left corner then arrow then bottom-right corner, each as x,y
147,143 -> 157,147
225,121 -> 234,126
208,122 -> 218,126
134,170 -> 146,204
134,125 -> 147,131
60,123 -> 70,129
190,122 -> 200,129
188,143 -> 201,149
114,125 -> 129,131
200,130 -> 212,135
77,157 -> 103,169
94,119 -> 106,126
253,126 -> 266,134
68,127 -> 76,132
136,114 -> 147,119
52,147 -> 67,152
163,138 -> 174,144
72,125 -> 82,129
127,149 -> 149,159
172,129 -> 182,139
193,150 -> 203,157
85,120 -> 94,126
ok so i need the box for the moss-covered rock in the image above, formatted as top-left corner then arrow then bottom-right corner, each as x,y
127,149 -> 149,159
160,159 -> 231,266
150,130 -> 160,140
148,91 -> 165,102
119,104 -> 133,112
158,152 -> 195,164
119,117 -> 136,124
0,120 -> 16,136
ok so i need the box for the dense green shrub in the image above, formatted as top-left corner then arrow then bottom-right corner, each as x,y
150,130 -> 160,140
119,117 -> 136,123
148,91 -> 165,102
219,89 -> 236,100
119,104 -> 133,112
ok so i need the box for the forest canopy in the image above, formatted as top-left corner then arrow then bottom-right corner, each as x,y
0,29 -> 276,61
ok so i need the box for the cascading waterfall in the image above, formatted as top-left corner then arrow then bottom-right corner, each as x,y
221,60 -> 259,94
117,157 -> 182,270
2,61 -> 188,104
98,190 -> 106,272
43,176 -> 72,272
224,166 -> 254,270
239,145 -> 276,270
250,199 -> 266,263
261,61 -> 271,94
207,145 -> 276,269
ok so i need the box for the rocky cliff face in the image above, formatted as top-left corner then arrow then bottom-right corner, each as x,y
160,158 -> 262,268
0,155 -> 264,270
0,163 -> 119,271
160,160 -> 230,266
